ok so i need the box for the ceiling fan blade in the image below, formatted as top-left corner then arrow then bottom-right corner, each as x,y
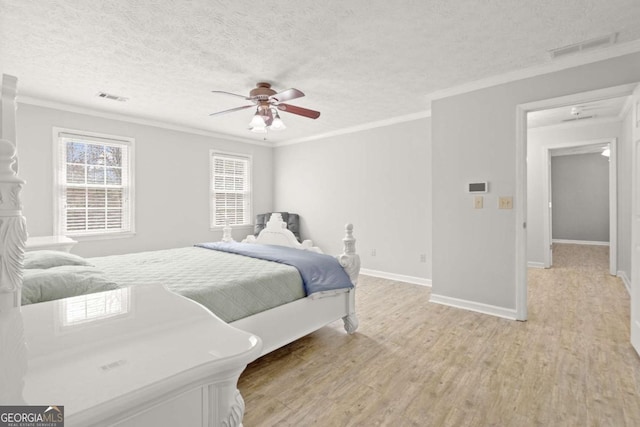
211,90 -> 252,100
209,104 -> 255,117
277,103 -> 320,119
270,88 -> 305,103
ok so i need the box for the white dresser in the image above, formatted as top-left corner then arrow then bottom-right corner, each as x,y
0,285 -> 262,427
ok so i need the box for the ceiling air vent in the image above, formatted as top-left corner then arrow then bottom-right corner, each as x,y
549,33 -> 617,59
96,92 -> 129,102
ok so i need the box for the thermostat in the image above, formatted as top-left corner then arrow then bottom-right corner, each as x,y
468,182 -> 488,193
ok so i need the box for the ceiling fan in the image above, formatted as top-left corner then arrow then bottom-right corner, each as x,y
210,82 -> 320,133
562,105 -> 598,122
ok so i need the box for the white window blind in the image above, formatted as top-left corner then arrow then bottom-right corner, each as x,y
210,152 -> 251,227
55,130 -> 134,237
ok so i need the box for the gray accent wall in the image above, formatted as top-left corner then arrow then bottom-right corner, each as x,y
431,52 -> 640,311
16,103 -> 273,257
273,118 -> 432,280
551,153 -> 609,242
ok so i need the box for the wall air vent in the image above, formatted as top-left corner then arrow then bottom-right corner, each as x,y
549,33 -> 617,59
96,92 -> 129,102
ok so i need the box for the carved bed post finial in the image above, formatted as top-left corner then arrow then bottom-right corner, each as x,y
337,223 -> 360,334
339,224 -> 359,284
221,219 -> 234,242
343,224 -> 356,255
1,74 -> 18,174
0,74 -> 27,312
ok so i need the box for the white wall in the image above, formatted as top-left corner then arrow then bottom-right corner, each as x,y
431,52 -> 640,312
527,121 -> 622,264
619,103 -> 634,282
16,103 -> 273,257
273,118 -> 431,281
551,153 -> 609,242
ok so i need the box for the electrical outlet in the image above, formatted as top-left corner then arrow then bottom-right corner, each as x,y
474,196 -> 483,209
498,196 -> 513,209
420,254 -> 427,263
371,249 -> 376,256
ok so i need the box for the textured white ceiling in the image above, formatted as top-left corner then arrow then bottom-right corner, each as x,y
1,0 -> 640,143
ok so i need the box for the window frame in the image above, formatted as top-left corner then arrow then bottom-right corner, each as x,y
52,127 -> 135,240
209,150 -> 253,230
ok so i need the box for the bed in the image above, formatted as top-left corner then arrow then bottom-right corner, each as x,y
0,74 -> 360,426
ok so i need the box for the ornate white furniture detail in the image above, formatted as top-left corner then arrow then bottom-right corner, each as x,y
242,213 -> 322,253
0,74 -> 27,312
1,284 -> 262,427
25,235 -> 78,252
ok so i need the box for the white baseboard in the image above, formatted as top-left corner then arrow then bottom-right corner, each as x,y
618,271 -> 631,295
360,268 -> 432,287
528,261 -> 545,268
429,293 -> 517,320
552,239 -> 609,246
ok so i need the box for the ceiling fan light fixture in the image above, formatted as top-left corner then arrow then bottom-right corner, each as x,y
270,110 -> 286,131
210,82 -> 320,133
249,110 -> 266,128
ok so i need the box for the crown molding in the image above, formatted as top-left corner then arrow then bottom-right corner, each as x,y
274,110 -> 431,147
17,96 -> 272,147
427,39 -> 640,102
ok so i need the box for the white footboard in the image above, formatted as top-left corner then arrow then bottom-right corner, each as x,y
232,223 -> 360,355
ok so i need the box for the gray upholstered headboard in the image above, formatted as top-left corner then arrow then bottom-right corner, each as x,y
254,212 -> 301,242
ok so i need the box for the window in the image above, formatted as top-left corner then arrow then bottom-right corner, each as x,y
210,151 -> 251,227
54,129 -> 134,238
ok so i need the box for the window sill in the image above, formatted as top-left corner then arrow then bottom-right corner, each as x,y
67,231 -> 137,242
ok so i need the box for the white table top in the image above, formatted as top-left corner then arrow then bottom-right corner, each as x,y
0,284 -> 262,423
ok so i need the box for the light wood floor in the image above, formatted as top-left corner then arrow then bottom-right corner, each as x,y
238,244 -> 640,426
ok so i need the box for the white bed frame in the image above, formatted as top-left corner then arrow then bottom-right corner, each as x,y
230,213 -> 360,355
0,74 -> 359,424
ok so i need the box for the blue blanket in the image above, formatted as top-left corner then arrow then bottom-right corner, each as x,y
195,242 -> 354,296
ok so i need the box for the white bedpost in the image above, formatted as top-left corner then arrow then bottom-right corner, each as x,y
221,219 -> 234,242
337,223 -> 360,334
0,74 -> 27,312
0,75 -> 28,404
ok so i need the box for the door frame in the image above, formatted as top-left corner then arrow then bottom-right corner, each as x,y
515,83 -> 637,321
542,138 -> 617,274
630,83 -> 640,356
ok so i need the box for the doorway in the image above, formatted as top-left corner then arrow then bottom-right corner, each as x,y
514,82 -> 638,321
540,139 -> 617,275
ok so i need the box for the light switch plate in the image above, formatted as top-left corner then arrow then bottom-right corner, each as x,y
474,196 -> 483,209
498,196 -> 513,209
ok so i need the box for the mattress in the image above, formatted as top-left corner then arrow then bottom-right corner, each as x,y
90,247 -> 305,323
